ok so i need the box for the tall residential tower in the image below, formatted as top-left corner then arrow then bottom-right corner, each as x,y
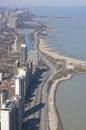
20,44 -> 27,67
1,100 -> 18,130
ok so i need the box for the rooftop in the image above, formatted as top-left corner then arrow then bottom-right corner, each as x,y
20,44 -> 26,48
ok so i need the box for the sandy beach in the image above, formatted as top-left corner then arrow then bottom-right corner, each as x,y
39,38 -> 86,130
39,38 -> 86,65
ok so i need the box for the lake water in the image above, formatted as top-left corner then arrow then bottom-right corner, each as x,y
32,6 -> 86,60
56,74 -> 86,130
30,6 -> 86,130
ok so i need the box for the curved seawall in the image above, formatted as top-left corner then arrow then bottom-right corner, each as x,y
56,74 -> 86,130
48,74 -> 72,130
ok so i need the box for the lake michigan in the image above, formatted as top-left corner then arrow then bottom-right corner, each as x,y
31,6 -> 86,130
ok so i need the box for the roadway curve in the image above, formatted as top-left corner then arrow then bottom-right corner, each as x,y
34,31 -> 56,130
24,31 -> 56,130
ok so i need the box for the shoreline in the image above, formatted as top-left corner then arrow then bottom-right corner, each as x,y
38,36 -> 86,130
39,38 -> 86,65
48,74 -> 72,130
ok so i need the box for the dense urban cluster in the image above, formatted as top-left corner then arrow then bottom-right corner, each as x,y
0,8 -> 39,130
0,7 -> 86,130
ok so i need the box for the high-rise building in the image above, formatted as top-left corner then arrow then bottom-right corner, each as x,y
0,21 -> 5,29
14,60 -> 20,75
1,100 -> 18,130
0,89 -> 7,108
13,96 -> 23,130
15,75 -> 24,99
20,44 -> 27,67
17,68 -> 27,96
1,96 -> 23,130
15,75 -> 24,115
0,73 -> 3,82
7,17 -> 17,29
4,9 -> 9,18
28,60 -> 32,75
32,63 -> 37,74
29,51 -> 39,68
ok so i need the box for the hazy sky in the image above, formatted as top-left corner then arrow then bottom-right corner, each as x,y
0,0 -> 86,7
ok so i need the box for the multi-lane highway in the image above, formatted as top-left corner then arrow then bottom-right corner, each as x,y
24,31 -> 56,130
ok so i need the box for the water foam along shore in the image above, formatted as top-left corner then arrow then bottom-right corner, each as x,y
39,38 -> 86,130
39,38 -> 86,65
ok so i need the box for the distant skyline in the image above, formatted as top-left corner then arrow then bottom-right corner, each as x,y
0,0 -> 86,7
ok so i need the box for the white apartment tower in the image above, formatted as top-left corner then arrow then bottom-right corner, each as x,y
15,75 -> 24,115
1,100 -> 18,130
15,75 -> 24,99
